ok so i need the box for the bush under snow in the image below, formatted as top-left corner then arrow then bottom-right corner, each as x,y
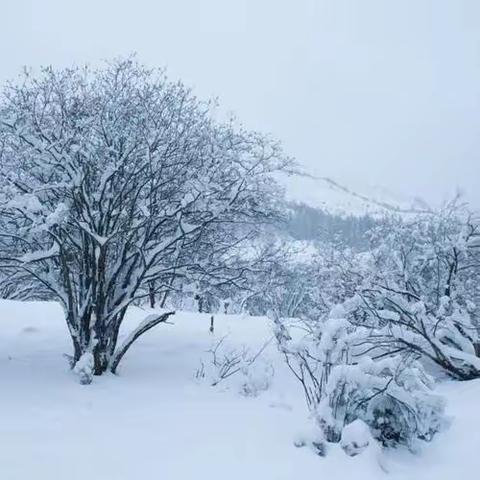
274,309 -> 447,452
315,355 -> 446,448
196,336 -> 274,397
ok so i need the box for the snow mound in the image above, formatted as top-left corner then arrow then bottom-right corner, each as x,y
340,419 -> 375,456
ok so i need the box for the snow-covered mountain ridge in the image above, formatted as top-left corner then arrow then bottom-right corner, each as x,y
281,172 -> 434,217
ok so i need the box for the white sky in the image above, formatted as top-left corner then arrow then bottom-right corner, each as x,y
1,0 -> 479,206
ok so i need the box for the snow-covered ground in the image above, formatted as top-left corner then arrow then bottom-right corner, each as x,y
1,300 -> 479,480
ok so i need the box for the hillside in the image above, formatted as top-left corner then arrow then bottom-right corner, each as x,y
281,173 -> 433,217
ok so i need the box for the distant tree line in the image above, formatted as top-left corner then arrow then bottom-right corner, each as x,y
285,202 -> 377,248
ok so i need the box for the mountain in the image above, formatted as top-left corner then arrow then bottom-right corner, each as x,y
280,172 -> 433,217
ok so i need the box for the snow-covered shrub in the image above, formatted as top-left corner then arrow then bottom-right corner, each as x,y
197,336 -> 274,397
315,355 -> 446,448
274,307 -> 447,451
238,358 -> 274,397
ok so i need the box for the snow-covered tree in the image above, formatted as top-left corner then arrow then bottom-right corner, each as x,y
351,207 -> 480,380
240,240 -> 363,319
0,58 -> 289,378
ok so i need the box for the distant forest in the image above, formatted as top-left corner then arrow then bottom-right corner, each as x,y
285,202 -> 377,247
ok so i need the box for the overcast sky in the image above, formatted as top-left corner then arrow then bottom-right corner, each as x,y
2,0 -> 479,207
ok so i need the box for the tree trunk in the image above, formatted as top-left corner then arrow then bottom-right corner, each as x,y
160,289 -> 170,308
92,342 -> 109,375
148,281 -> 156,309
72,337 -> 82,365
70,312 -> 117,376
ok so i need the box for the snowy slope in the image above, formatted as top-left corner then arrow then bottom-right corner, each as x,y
281,173 -> 433,217
1,300 -> 479,480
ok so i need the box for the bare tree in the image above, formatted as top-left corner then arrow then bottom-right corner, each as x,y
0,58 -> 289,377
